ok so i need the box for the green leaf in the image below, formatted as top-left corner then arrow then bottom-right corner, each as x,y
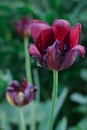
0,112 -> 10,130
45,10 -> 55,24
27,4 -> 44,19
0,5 -> 13,17
70,93 -> 87,105
70,2 -> 87,24
56,117 -> 67,130
80,69 -> 87,81
38,88 -> 68,130
54,88 -> 68,120
69,118 -> 87,130
73,105 -> 87,114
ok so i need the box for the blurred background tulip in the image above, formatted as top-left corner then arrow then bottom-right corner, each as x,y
6,78 -> 37,107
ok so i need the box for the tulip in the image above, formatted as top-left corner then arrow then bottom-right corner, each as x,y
14,17 -> 31,37
6,79 -> 37,107
28,19 -> 85,71
14,17 -> 37,130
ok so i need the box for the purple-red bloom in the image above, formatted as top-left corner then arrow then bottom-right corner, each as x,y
6,79 -> 37,107
28,19 -> 85,71
14,17 -> 31,37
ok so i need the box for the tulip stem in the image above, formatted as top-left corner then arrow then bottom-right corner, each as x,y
33,69 -> 40,102
49,70 -> 58,130
24,37 -> 36,130
24,37 -> 32,84
19,107 -> 26,130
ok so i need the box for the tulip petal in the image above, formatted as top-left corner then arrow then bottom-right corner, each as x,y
30,20 -> 55,55
28,44 -> 41,58
64,23 -> 81,50
28,44 -> 46,67
22,78 -> 27,91
30,20 -> 50,41
24,84 -> 37,104
6,92 -> 16,106
14,17 -> 31,37
13,92 -> 21,106
52,19 -> 70,42
59,45 -> 85,71
14,21 -> 22,35
72,45 -> 85,57
6,79 -> 38,106
7,81 -> 20,92
44,40 -> 62,70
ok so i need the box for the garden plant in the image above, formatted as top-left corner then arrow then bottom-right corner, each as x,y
0,0 -> 87,130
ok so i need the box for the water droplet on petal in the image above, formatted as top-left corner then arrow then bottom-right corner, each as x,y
37,62 -> 42,67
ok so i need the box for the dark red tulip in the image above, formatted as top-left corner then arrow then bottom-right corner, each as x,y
28,19 -> 85,71
6,79 -> 37,107
14,17 -> 31,37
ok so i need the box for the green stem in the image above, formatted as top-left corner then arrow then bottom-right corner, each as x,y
19,107 -> 26,130
24,37 -> 35,130
24,37 -> 32,83
49,70 -> 58,130
33,69 -> 40,102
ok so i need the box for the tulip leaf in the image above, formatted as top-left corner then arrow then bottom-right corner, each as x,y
70,2 -> 87,23
0,5 -> 13,17
17,6 -> 30,14
0,100 -> 52,125
45,10 -> 55,24
38,88 -> 68,130
78,10 -> 87,22
72,105 -> 87,114
69,118 -> 87,130
27,4 -> 44,19
80,69 -> 87,81
55,117 -> 67,130
70,93 -> 87,105
0,113 -> 10,130
0,5 -> 11,11
54,88 -> 68,120
49,0 -> 58,8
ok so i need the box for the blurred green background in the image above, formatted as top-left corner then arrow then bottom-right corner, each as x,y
0,0 -> 87,130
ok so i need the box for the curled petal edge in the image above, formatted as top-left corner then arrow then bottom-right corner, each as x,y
59,45 -> 85,71
71,45 -> 85,58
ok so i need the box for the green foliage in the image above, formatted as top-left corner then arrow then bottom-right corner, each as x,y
56,117 -> 67,130
69,118 -> 87,130
0,70 -> 12,101
70,92 -> 87,114
0,0 -> 87,129
0,88 -> 68,130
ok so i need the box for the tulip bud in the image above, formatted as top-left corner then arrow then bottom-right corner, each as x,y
6,79 -> 37,107
14,17 -> 31,37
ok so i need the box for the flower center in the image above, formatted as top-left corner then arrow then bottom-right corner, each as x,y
61,44 -> 67,57
18,92 -> 24,102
